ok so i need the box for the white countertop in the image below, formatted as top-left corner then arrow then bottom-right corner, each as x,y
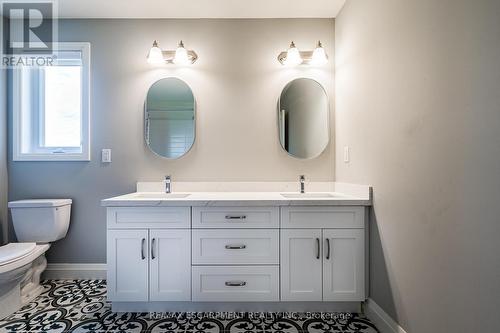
101,191 -> 372,207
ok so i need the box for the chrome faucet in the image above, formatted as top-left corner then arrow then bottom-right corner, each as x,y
164,175 -> 172,193
299,175 -> 305,194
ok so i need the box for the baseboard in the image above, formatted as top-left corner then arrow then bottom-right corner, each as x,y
43,263 -> 106,280
365,298 -> 408,333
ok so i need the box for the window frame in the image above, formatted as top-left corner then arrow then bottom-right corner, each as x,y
12,42 -> 91,161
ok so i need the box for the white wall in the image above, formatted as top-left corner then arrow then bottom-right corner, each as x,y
8,19 -> 335,262
335,0 -> 500,332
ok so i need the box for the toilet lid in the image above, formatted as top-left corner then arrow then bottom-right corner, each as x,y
0,243 -> 37,266
8,199 -> 72,208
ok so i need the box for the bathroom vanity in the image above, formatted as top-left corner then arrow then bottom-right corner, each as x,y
101,74 -> 365,312
102,183 -> 371,312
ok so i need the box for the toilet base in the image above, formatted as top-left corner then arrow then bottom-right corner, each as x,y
20,254 -> 47,304
0,252 -> 48,320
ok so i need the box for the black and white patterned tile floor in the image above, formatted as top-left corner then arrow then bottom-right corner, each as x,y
0,280 -> 379,333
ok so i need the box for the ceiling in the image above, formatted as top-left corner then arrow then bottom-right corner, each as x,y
57,0 -> 346,19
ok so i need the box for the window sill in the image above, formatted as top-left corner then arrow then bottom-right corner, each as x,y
13,153 -> 91,162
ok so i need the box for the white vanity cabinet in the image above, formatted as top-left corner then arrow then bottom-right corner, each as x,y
106,207 -> 191,302
107,229 -> 149,301
280,229 -> 323,301
322,229 -> 365,301
192,206 -> 279,228
191,207 -> 280,302
192,229 -> 279,265
280,206 -> 366,302
105,200 -> 368,311
149,229 -> 191,301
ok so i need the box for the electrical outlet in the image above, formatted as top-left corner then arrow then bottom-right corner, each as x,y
101,149 -> 112,163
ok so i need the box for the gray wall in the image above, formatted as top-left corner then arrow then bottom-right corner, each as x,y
0,69 -> 7,245
8,19 -> 335,263
335,1 -> 500,332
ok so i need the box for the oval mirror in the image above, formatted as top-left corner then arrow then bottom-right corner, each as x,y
278,78 -> 329,159
145,78 -> 195,159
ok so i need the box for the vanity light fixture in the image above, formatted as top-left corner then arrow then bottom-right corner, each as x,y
283,41 -> 303,66
311,41 -> 329,66
173,40 -> 191,65
278,40 -> 329,66
147,40 -> 164,65
147,40 -> 198,65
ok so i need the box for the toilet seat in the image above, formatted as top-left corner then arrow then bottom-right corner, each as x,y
0,243 -> 37,266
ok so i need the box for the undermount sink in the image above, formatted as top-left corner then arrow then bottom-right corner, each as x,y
134,193 -> 191,199
280,193 -> 337,199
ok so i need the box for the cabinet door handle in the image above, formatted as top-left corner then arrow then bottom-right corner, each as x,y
151,238 -> 156,259
326,238 -> 331,260
225,215 -> 247,220
141,238 -> 146,260
316,238 -> 320,259
225,244 -> 247,250
225,281 -> 247,287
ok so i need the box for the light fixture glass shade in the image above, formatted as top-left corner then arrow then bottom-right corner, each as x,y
311,41 -> 328,66
284,42 -> 302,66
147,41 -> 164,64
173,40 -> 191,65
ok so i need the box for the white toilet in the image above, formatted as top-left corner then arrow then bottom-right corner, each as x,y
0,199 -> 72,319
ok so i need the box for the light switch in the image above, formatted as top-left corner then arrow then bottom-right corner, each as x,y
343,146 -> 350,163
101,149 -> 112,163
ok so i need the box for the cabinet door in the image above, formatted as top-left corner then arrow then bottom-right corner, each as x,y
280,229 -> 322,301
150,229 -> 191,301
323,229 -> 365,301
107,229 -> 149,301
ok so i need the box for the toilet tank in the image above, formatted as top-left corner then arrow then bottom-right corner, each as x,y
8,199 -> 72,243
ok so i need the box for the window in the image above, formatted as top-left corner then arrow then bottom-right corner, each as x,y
13,43 -> 90,161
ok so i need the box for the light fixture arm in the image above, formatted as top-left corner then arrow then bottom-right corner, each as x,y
162,49 -> 198,64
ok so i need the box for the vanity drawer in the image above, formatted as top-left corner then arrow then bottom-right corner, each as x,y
192,266 -> 279,302
107,207 -> 190,229
192,207 -> 279,228
192,229 -> 279,265
281,206 -> 365,229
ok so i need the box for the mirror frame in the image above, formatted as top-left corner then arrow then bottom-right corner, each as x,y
144,77 -> 197,159
277,78 -> 331,160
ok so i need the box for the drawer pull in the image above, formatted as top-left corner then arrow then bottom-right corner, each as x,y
225,215 -> 247,220
225,281 -> 247,287
225,244 -> 247,250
